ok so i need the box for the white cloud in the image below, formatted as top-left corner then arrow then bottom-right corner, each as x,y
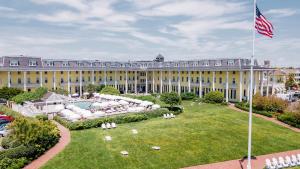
138,0 -> 246,18
30,0 -> 88,11
15,36 -> 77,45
0,6 -> 15,12
266,8 -> 297,17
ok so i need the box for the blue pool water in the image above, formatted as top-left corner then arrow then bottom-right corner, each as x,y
73,101 -> 92,110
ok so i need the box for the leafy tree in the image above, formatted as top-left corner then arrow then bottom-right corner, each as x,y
100,86 -> 120,95
285,74 -> 298,90
204,91 -> 224,103
160,92 -> 181,107
0,87 -> 23,100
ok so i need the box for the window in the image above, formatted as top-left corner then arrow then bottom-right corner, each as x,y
61,71 -> 64,74
27,78 -> 31,84
45,71 -> 48,74
36,71 -> 39,74
62,62 -> 69,67
204,61 -> 209,66
36,78 -> 39,84
207,77 -> 210,83
120,76 -> 122,80
18,78 -> 21,84
29,60 -> 37,66
18,71 -> 21,75
76,77 -> 79,82
215,60 -> 221,66
9,60 -> 19,67
228,60 -> 234,66
219,77 -> 222,84
45,78 -> 48,83
232,78 -> 236,84
45,61 -> 54,66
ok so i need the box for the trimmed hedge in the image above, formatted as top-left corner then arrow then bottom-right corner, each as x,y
100,86 -> 120,95
235,102 -> 273,117
204,91 -> 224,103
0,157 -> 28,169
0,145 -> 38,160
55,108 -> 181,130
181,92 -> 196,100
277,112 -> 300,129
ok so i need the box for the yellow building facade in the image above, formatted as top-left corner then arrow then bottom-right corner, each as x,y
0,55 -> 274,102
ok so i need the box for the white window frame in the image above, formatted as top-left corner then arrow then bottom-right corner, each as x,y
10,60 -> 19,67
29,60 -> 37,67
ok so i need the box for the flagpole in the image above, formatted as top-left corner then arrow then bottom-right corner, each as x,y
247,0 -> 256,168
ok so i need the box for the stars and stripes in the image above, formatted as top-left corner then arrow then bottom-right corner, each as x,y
255,5 -> 274,38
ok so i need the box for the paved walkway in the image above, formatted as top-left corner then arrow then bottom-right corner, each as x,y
228,104 -> 300,133
23,121 -> 71,169
183,149 -> 300,169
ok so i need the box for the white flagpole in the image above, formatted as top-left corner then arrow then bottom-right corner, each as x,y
247,0 -> 256,168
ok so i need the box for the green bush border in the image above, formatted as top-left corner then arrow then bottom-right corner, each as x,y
277,113 -> 300,129
235,102 -> 273,117
55,108 -> 181,130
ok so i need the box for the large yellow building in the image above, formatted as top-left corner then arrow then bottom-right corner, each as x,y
0,55 -> 275,102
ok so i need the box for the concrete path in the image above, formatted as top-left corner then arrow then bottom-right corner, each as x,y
183,149 -> 300,169
23,121 -> 71,169
228,104 -> 300,133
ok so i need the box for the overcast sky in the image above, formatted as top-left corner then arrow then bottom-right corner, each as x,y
0,0 -> 299,67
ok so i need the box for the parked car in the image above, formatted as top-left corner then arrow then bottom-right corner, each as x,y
0,98 -> 7,105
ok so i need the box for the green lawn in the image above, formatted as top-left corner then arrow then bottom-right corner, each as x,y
42,101 -> 300,169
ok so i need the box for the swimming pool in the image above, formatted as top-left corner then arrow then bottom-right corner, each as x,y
73,101 -> 92,110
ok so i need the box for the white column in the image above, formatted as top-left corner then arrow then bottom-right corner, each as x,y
199,72 -> 202,98
160,70 -> 163,94
145,71 -> 148,94
212,71 -> 215,91
7,72 -> 11,88
67,71 -> 70,94
53,71 -> 56,90
239,71 -> 243,102
104,70 -> 107,86
125,70 -> 128,94
178,70 -> 181,95
79,70 -> 82,96
114,71 -> 117,88
226,71 -> 229,102
92,70 -> 95,85
152,71 -> 155,93
168,70 -> 171,92
260,71 -> 264,95
23,72 -> 27,91
266,72 -> 269,96
247,72 -> 250,100
39,71 -> 43,87
271,71 -> 275,95
135,70 -> 137,94
188,70 -> 191,92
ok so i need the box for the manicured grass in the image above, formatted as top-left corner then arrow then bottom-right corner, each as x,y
42,101 -> 300,169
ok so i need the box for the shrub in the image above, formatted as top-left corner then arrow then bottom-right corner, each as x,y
160,92 -> 181,107
125,95 -> 157,103
235,102 -> 273,117
181,92 -> 196,100
0,157 -> 28,169
35,114 -> 48,121
0,87 -> 23,101
100,86 -> 120,95
253,94 -> 288,113
11,87 -> 48,104
278,112 -> 300,128
204,91 -> 224,103
0,145 -> 38,160
55,108 -> 178,130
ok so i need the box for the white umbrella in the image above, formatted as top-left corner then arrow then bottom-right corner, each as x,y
55,104 -> 65,112
92,102 -> 102,108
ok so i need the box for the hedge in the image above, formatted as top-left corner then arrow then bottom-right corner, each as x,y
55,108 -> 181,130
277,113 -> 300,129
181,92 -> 196,100
0,157 -> 28,169
203,91 -> 224,103
0,145 -> 38,160
235,102 -> 273,117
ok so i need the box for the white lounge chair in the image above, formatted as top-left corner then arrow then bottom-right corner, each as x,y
170,113 -> 175,118
166,114 -> 171,119
297,154 -> 300,163
101,123 -> 106,130
106,123 -> 111,129
265,159 -> 275,169
111,123 -> 117,128
272,158 -> 279,169
284,156 -> 292,167
278,157 -> 286,168
291,155 -> 298,166
163,114 -> 167,119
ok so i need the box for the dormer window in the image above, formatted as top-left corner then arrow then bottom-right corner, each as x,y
10,60 -> 19,67
228,60 -> 234,66
29,60 -> 37,66
215,60 -> 221,66
45,61 -> 54,66
62,62 -> 69,67
204,61 -> 209,67
77,62 -> 84,67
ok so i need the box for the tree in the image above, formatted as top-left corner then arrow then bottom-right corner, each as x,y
0,87 -> 23,100
285,74 -> 298,90
100,86 -> 120,95
160,92 -> 181,107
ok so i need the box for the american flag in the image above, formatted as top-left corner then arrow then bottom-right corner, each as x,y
255,5 -> 274,38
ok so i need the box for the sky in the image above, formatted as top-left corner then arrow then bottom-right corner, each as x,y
0,0 -> 299,67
